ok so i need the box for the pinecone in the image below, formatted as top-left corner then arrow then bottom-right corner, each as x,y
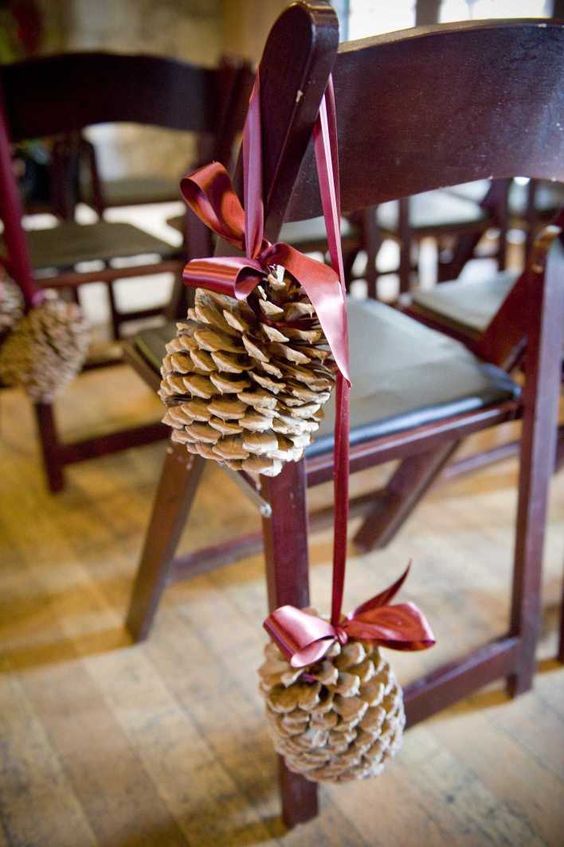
0,293 -> 89,401
160,270 -> 336,476
0,275 -> 24,341
259,632 -> 405,783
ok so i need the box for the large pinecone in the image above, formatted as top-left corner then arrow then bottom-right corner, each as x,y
0,275 -> 24,341
160,270 -> 336,476
0,294 -> 89,401
259,633 -> 405,783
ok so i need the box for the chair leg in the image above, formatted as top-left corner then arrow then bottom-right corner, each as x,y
107,281 -> 121,340
507,247 -> 564,695
398,197 -> 412,295
354,442 -> 459,552
126,445 -> 205,642
261,460 -> 318,828
437,231 -> 481,282
33,402 -> 65,493
559,569 -> 564,664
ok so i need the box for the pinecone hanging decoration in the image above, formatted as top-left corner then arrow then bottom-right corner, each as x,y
0,292 -> 89,401
0,274 -> 24,342
259,632 -> 405,783
160,269 -> 336,476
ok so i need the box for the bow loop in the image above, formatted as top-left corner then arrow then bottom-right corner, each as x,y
264,564 -> 435,668
179,165 -> 350,383
181,162 -> 246,248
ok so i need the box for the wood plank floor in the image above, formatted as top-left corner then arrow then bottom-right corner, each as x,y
0,365 -> 563,847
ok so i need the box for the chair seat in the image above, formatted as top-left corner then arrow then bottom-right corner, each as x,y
377,189 -> 489,234
447,179 -> 564,219
134,298 -> 519,459
5,221 -> 180,273
167,213 -> 357,248
410,271 -> 518,333
84,176 -> 180,207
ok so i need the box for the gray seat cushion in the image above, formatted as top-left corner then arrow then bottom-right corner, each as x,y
134,298 -> 518,459
377,189 -> 489,234
5,221 -> 179,273
411,271 -> 518,333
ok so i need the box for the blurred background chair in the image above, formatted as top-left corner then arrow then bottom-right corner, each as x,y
0,51 -> 252,492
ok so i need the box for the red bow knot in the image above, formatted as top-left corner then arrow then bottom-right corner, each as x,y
264,565 -> 435,668
179,79 -> 350,384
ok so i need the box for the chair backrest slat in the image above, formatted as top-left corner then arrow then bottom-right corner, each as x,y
284,20 -> 564,221
1,52 -> 246,141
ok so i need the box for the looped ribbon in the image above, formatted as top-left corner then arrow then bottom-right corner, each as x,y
178,71 -> 435,664
180,75 -> 350,384
264,563 -> 435,668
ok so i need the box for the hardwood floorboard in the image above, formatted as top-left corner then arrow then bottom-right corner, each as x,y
0,368 -> 563,846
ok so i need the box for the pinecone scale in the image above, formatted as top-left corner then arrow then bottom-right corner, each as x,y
0,294 -> 89,401
259,632 -> 405,783
160,270 -> 336,475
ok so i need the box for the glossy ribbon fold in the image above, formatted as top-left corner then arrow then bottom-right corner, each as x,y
178,72 -> 435,664
180,78 -> 350,383
264,565 -> 435,668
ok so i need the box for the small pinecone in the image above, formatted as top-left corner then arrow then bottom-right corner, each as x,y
259,633 -> 405,783
0,294 -> 89,401
0,275 -> 24,341
160,270 -> 336,476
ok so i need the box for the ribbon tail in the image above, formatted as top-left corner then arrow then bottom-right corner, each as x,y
269,242 -> 350,383
345,602 -> 436,651
351,562 -> 413,618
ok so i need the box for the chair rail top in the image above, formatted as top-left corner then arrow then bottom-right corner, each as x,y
0,51 -> 234,140
285,18 -> 564,221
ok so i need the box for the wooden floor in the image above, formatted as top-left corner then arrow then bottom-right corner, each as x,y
0,364 -> 563,847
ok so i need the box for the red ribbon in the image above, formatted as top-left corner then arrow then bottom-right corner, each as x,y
264,564 -> 435,668
180,76 -> 350,384
179,72 -> 435,663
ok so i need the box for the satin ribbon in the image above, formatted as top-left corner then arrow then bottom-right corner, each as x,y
264,564 -> 435,668
180,76 -> 350,384
178,71 -> 434,664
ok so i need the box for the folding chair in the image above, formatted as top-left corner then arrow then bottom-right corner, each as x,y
124,5 -> 564,826
0,52 -> 251,491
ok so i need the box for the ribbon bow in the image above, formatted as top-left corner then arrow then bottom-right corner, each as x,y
180,77 -> 350,383
264,564 -> 435,668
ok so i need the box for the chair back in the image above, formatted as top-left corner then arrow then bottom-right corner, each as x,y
0,51 -> 253,298
1,52 -> 252,158
248,8 -> 564,368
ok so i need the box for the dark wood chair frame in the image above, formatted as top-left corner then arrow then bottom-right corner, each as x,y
0,52 -> 252,493
352,177 -> 511,300
75,58 -> 255,340
124,6 -> 564,827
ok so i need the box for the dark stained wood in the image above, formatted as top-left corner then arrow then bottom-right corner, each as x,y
261,459 -> 318,826
124,8 -> 564,826
3,53 -> 223,141
287,21 -> 564,220
405,638 -> 520,726
508,238 -> 564,693
126,445 -> 205,642
354,442 -> 459,552
415,0 -> 441,25
0,50 -> 251,492
306,401 -> 520,486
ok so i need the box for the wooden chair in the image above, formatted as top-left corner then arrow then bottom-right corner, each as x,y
0,52 -> 251,492
348,179 -> 510,298
124,6 -> 564,826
